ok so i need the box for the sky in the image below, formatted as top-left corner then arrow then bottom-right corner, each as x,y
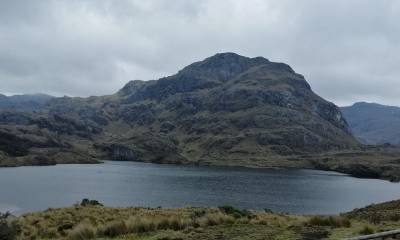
0,0 -> 399,106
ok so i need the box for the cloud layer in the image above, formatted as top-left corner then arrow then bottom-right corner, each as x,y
0,0 -> 399,106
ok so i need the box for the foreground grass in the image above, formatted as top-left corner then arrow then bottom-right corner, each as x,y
3,199 -> 400,240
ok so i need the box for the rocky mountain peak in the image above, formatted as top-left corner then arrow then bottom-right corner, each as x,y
118,53 -> 301,99
177,52 -> 271,82
0,53 -> 360,167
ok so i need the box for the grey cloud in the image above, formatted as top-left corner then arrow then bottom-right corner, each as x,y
0,0 -> 399,106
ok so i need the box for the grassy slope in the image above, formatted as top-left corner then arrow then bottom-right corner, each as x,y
6,199 -> 400,240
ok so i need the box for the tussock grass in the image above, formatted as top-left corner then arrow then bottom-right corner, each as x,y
306,215 -> 351,228
68,223 -> 96,240
16,204 -> 253,239
13,199 -> 400,240
195,212 -> 235,227
125,216 -> 156,233
98,220 -> 128,237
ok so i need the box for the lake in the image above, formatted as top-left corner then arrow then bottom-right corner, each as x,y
0,161 -> 399,215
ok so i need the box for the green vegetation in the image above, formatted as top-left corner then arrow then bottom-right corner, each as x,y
306,216 -> 351,228
2,199 -> 400,240
0,212 -> 21,240
218,205 -> 253,218
358,225 -> 374,235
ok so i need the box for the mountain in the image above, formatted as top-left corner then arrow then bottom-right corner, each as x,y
0,93 -> 54,111
341,102 -> 400,145
0,53 -> 359,167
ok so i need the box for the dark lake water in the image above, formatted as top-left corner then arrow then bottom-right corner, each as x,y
0,161 -> 399,215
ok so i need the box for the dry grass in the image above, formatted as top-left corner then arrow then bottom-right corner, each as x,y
16,205 -> 258,239
68,223 -> 96,240
306,215 -> 351,228
12,199 -> 400,240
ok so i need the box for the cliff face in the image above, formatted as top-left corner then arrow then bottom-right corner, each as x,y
0,53 -> 359,166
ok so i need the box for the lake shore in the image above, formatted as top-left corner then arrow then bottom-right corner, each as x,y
3,199 -> 400,240
1,160 -> 400,216
2,146 -> 400,183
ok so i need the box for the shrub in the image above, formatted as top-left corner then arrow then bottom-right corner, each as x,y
167,216 -> 189,230
191,209 -> 206,219
125,216 -> 156,233
300,226 -> 330,240
307,216 -> 351,228
98,220 -> 128,237
264,208 -> 274,214
359,225 -> 374,235
157,217 -> 171,230
218,205 -> 253,218
80,199 -> 103,207
0,213 -> 21,240
199,212 -> 235,227
67,223 -> 96,240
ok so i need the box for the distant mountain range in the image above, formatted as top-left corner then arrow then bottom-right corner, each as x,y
0,93 -> 53,111
341,102 -> 400,145
0,52 -> 359,167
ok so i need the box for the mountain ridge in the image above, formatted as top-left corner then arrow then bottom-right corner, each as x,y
341,102 -> 400,145
0,93 -> 54,111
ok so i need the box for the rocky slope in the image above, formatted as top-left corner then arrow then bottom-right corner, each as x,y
0,53 -> 359,167
0,93 -> 53,111
341,102 -> 400,145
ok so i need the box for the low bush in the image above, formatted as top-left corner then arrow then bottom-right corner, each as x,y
0,212 -> 20,240
125,216 -> 156,233
264,208 -> 274,213
218,205 -> 253,218
359,225 -> 374,235
67,223 -> 96,240
98,220 -> 128,237
80,199 -> 103,207
300,226 -> 330,240
306,216 -> 351,228
198,212 -> 235,226
167,216 -> 189,230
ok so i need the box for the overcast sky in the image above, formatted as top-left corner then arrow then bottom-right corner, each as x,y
0,0 -> 399,106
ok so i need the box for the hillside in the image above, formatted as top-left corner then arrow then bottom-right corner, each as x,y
0,53 -> 360,168
0,93 -> 53,111
341,102 -> 400,145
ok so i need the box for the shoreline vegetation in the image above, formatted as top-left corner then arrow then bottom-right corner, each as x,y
2,199 -> 400,240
